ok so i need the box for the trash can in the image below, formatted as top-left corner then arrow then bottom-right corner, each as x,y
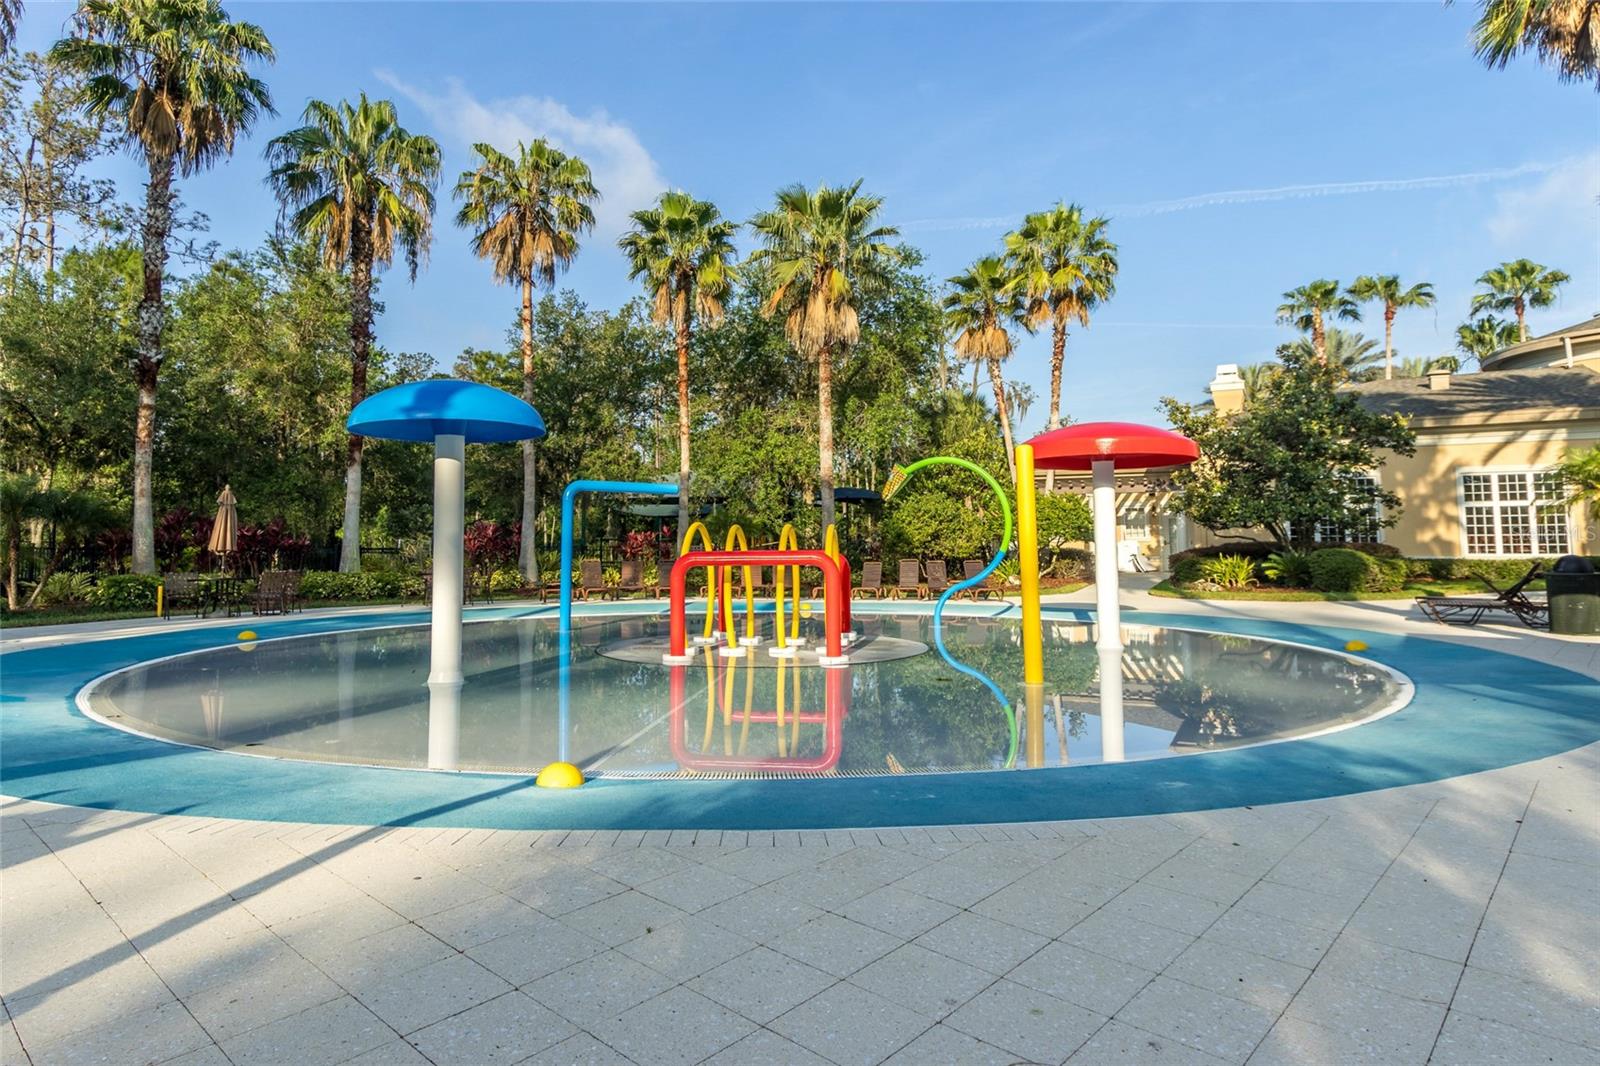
1546,555 -> 1600,636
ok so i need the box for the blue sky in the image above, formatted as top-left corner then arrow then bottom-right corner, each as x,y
17,1 -> 1600,433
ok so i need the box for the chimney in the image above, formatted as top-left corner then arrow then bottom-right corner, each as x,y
1209,363 -> 1246,414
1427,369 -> 1451,391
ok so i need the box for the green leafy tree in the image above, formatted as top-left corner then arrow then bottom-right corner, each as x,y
1276,279 -> 1360,363
50,0 -> 275,573
454,139 -> 596,582
748,180 -> 901,530
1470,258 -> 1570,341
619,190 -> 738,539
1003,203 -> 1117,488
1,51 -> 119,280
0,474 -> 46,609
1464,0 -> 1599,89
1160,346 -> 1416,549
266,94 -> 440,572
944,255 -> 1025,481
1347,275 -> 1435,380
22,488 -> 117,606
1393,354 -> 1461,377
1455,314 -> 1521,365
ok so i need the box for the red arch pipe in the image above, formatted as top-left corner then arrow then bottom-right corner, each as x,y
669,550 -> 848,659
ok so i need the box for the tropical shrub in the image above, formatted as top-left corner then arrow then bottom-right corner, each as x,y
1169,542 -> 1276,585
32,572 -> 95,607
1048,547 -> 1093,579
488,567 -> 523,593
90,574 -> 161,610
1261,550 -> 1313,588
464,521 -> 516,572
1197,554 -> 1259,589
1035,494 -> 1093,547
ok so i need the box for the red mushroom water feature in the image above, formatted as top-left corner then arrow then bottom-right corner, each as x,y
1017,422 -> 1199,760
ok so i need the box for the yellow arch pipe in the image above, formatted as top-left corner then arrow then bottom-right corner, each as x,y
680,522 -> 717,641
719,525 -> 757,645
772,524 -> 804,650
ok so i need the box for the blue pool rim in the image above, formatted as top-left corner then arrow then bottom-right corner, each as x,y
2,602 -> 1596,830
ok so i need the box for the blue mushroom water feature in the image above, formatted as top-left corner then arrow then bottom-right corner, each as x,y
347,380 -> 545,769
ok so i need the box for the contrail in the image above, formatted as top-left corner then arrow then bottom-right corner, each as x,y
901,160 -> 1562,232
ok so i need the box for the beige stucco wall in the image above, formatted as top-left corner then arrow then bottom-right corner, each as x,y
1179,410 -> 1599,558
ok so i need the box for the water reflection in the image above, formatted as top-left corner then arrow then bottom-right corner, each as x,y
89,616 -> 1400,776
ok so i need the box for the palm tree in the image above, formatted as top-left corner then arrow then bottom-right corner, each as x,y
1456,314 -> 1521,365
455,140 -> 597,584
1556,445 -> 1600,524
1393,354 -> 1461,378
1465,0 -> 1599,88
266,94 -> 440,573
619,191 -> 737,541
1347,275 -> 1435,380
747,181 -> 901,530
1,0 -> 22,52
50,0 -> 274,574
1276,280 -> 1361,362
1286,328 -> 1383,381
945,256 -> 1026,480
1470,259 -> 1571,341
1004,202 -> 1117,489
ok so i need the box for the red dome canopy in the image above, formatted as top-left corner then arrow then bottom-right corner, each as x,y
1024,421 -> 1199,471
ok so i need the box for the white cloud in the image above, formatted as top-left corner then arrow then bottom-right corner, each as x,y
903,160 -> 1566,233
377,71 -> 666,236
1486,151 -> 1600,246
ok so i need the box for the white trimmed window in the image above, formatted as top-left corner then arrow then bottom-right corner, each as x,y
1290,475 -> 1381,545
1457,469 -> 1569,556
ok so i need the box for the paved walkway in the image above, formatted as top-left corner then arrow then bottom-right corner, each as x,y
3,595 -> 1598,1065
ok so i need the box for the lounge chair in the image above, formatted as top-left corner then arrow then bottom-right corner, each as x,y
889,559 -> 926,600
572,559 -> 610,600
160,572 -> 204,618
925,559 -> 952,598
251,571 -> 293,615
852,561 -> 884,599
959,558 -> 1004,600
615,559 -> 646,598
1416,563 -> 1548,629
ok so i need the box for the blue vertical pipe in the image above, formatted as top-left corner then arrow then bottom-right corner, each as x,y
556,479 -> 679,761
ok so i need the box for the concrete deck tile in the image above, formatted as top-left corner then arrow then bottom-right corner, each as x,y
1163,939 -> 1311,1012
464,917 -> 606,986
912,910 -> 1050,975
588,987 -> 754,1066
350,953 -> 513,1036
615,914 -> 755,981
516,1031 -> 634,1065
521,951 -> 673,1028
882,1023 -> 1020,1065
405,990 -> 575,1066
1070,1019 -> 1236,1065
837,884 -> 960,940
1430,1011 -> 1598,1066
847,943 -> 994,1019
946,978 -> 1105,1064
1116,976 -> 1278,1061
216,995 -> 394,1066
770,980 -> 931,1066
1061,911 -> 1196,972
701,1027 -> 834,1065
687,945 -> 836,1024
1450,965 -> 1600,1050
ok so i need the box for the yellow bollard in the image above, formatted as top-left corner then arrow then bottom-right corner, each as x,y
1015,444 -> 1044,686
1024,682 -> 1046,769
156,585 -> 164,619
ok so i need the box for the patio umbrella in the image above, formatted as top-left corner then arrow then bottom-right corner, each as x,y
207,485 -> 238,565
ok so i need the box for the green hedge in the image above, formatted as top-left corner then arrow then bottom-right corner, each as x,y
296,570 -> 424,601
90,574 -> 162,610
1306,548 -> 1407,593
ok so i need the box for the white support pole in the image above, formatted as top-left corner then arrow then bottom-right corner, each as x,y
1091,459 -> 1125,761
428,433 -> 465,771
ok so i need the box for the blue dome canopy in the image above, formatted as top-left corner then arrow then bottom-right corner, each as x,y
347,379 -> 545,444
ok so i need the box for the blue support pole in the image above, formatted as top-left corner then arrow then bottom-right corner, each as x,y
557,478 -> 679,761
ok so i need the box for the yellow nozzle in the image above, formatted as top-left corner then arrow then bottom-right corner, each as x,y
882,466 -> 908,500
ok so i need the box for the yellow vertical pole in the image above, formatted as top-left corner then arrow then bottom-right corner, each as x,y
1016,444 -> 1044,686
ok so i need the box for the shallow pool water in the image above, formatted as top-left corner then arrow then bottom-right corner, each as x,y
87,613 -> 1403,776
